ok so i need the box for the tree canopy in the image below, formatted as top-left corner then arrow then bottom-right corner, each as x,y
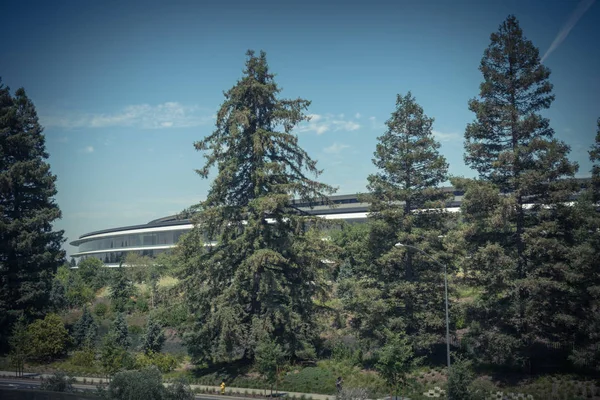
179,50 -> 337,363
0,81 -> 65,350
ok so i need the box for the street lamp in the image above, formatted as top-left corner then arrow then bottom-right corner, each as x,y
394,242 -> 451,370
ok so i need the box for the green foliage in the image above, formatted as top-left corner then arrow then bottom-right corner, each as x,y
55,264 -> 71,287
77,257 -> 106,291
179,49 -> 336,363
100,332 -> 133,376
65,271 -> 95,308
460,14 -> 579,369
142,316 -> 165,354
255,337 -> 287,387
26,313 -> 70,361
108,367 -> 166,400
135,351 -> 178,373
124,253 -> 155,284
375,332 -> 422,397
41,371 -> 76,392
341,92 -> 451,352
49,278 -> 68,312
154,302 -> 189,329
111,265 -> 135,312
8,315 -> 28,376
447,357 -> 475,400
94,302 -> 109,318
72,306 -> 98,348
166,377 -> 195,400
111,313 -> 131,349
71,347 -> 96,367
0,82 -> 66,351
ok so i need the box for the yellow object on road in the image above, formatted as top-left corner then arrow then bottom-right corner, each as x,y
221,381 -> 226,395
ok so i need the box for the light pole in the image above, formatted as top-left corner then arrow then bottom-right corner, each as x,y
394,242 -> 451,370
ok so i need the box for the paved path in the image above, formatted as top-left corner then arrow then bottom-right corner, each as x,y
0,371 -> 335,400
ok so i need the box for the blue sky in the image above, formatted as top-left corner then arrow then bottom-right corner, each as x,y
1,0 -> 599,257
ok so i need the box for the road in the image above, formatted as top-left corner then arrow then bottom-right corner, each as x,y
0,377 -> 249,400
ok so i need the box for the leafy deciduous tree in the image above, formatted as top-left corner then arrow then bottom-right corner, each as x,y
375,332 -> 421,400
26,313 -> 70,361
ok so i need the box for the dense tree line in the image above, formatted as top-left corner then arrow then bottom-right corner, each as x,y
176,14 -> 599,376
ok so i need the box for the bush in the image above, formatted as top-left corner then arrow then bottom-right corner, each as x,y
71,348 -> 96,367
94,302 -> 109,317
41,371 -> 75,392
447,357 -> 475,400
136,296 -> 149,312
135,351 -> 178,373
27,314 -> 70,361
108,367 -> 166,400
166,377 -> 195,400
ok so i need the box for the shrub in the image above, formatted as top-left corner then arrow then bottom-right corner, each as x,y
94,302 -> 109,317
108,367 -> 166,400
27,314 -> 70,361
447,357 -> 475,400
166,377 -> 195,400
152,352 -> 179,373
72,348 -> 96,367
41,371 -> 75,392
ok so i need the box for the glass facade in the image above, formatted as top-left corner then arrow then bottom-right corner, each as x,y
79,229 -> 189,252
80,249 -> 169,264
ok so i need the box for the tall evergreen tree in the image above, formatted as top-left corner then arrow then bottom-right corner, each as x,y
0,81 -> 65,351
179,50 -> 336,363
72,306 -> 98,348
340,92 -> 451,351
49,278 -> 67,312
567,120 -> 600,370
111,313 -> 131,350
111,265 -> 134,312
460,15 -> 578,368
590,118 -> 600,202
142,316 -> 165,355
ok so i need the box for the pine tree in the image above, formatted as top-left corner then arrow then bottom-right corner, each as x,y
142,316 -> 165,355
72,306 -> 98,348
568,120 -> 600,370
461,15 -> 578,368
111,265 -> 134,312
590,118 -> 600,202
341,92 -> 451,351
111,313 -> 131,350
179,50 -> 336,363
49,278 -> 67,312
0,81 -> 66,351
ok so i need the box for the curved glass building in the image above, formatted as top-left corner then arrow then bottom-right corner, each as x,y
70,180 -> 588,266
69,190 -> 462,266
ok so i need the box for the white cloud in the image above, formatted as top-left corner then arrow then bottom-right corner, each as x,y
355,113 -> 361,119
78,145 -> 94,153
323,142 -> 350,154
541,0 -> 596,63
298,113 -> 361,135
432,130 -> 462,142
41,102 -> 215,130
